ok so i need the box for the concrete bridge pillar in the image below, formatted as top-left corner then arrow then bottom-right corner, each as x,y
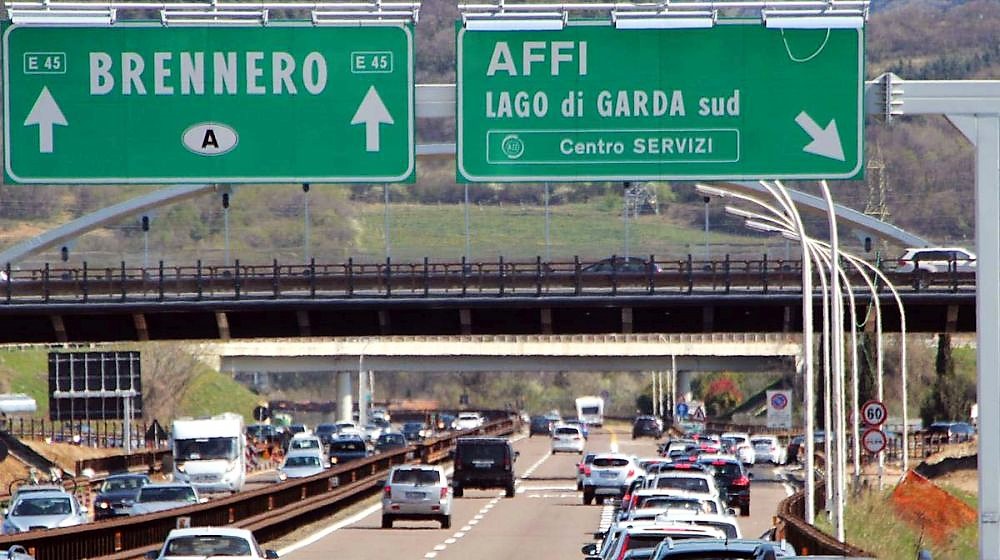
677,370 -> 693,404
338,371 -> 353,422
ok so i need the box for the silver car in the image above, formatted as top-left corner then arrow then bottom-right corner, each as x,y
381,465 -> 452,529
583,453 -> 641,505
129,483 -> 203,516
1,490 -> 88,534
277,451 -> 327,481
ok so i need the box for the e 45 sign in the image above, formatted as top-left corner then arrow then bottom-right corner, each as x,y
457,22 -> 864,182
4,23 -> 415,184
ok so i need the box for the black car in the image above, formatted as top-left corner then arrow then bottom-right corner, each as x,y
93,473 -> 150,520
452,437 -> 518,498
375,432 -> 408,453
632,416 -> 662,439
698,456 -> 752,516
246,424 -> 280,444
582,256 -> 664,274
402,422 -> 430,442
328,436 -> 369,465
529,415 -> 553,437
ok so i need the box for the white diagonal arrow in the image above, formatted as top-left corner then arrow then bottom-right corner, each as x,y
24,86 -> 68,154
351,86 -> 394,153
794,111 -> 845,162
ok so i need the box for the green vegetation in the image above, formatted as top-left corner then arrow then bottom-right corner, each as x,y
176,367 -> 259,420
816,487 -> 978,560
0,348 -> 51,415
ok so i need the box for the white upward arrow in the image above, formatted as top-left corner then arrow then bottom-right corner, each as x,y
24,86 -> 68,154
351,86 -> 394,153
794,111 -> 845,162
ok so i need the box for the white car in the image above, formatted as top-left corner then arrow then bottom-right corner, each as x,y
721,432 -> 756,465
381,464 -> 452,529
1,490 -> 88,534
751,435 -> 787,465
335,422 -> 363,437
896,247 -> 976,273
654,509 -> 743,539
287,434 -> 326,462
146,527 -> 278,559
452,413 -> 484,430
551,424 -> 585,454
646,471 -> 721,501
129,483 -> 203,516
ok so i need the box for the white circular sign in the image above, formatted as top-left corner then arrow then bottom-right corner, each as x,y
860,400 -> 888,427
862,428 -> 888,454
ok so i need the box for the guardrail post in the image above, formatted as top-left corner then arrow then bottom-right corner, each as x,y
762,253 -> 769,294
647,254 -> 656,294
272,259 -> 280,298
610,254 -> 618,296
43,262 -> 50,302
385,257 -> 392,298
196,260 -> 204,300
498,256 -> 505,297
82,261 -> 89,302
423,257 -> 430,297
3,262 -> 9,304
724,254 -> 731,294
309,258 -> 316,298
535,256 -> 543,297
461,256 -> 468,296
157,260 -> 164,302
574,256 -> 581,295
120,261 -> 127,301
234,259 -> 241,299
686,254 -> 694,294
347,258 -> 354,297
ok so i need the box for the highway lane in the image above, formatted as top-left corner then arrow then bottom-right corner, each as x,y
276,427 -> 792,560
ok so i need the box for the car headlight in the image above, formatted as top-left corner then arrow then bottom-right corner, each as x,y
331,457 -> 338,464
278,471 -> 288,481
176,463 -> 186,473
96,501 -> 110,509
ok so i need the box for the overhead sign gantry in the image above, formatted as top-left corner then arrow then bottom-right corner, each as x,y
456,2 -> 866,182
3,2 -> 418,184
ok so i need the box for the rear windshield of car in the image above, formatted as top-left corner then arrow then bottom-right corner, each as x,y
139,487 -> 196,503
555,427 -> 579,435
457,443 -> 506,466
165,536 -> 254,556
706,462 -> 743,478
639,497 -> 704,512
285,455 -> 322,467
636,419 -> 658,427
656,477 -> 710,493
330,441 -> 365,452
291,439 -> 321,450
593,458 -> 629,468
392,469 -> 442,485
13,497 -> 72,515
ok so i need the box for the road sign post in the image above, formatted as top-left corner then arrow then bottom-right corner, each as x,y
4,23 -> 415,183
457,23 -> 863,182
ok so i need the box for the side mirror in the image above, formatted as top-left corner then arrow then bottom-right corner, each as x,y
748,472 -> 754,479
265,549 -> 280,559
514,451 -> 520,461
727,507 -> 738,516
581,544 -> 598,555
593,531 -> 606,540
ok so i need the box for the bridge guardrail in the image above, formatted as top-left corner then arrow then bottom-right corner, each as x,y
0,416 -> 518,560
0,256 -> 976,304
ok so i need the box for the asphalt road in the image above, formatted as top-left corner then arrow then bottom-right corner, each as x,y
277,426 -> 793,560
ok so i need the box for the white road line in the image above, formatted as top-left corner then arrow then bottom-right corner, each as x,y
275,503 -> 382,557
453,532 -> 465,538
461,525 -> 472,531
424,553 -> 437,559
474,514 -> 484,520
469,519 -> 479,525
444,538 -> 457,544
434,545 -> 447,551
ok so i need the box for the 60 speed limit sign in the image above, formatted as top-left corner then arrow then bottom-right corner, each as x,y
860,400 -> 888,427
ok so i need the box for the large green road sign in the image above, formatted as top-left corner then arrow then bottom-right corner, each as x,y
4,24 -> 414,184
457,23 -> 863,182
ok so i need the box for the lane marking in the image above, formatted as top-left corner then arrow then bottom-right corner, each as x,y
445,538 -> 457,544
453,532 -> 465,538
275,502 -> 381,557
474,514 -> 484,520
469,519 -> 479,525
461,525 -> 472,531
434,544 -> 447,551
425,553 -> 437,559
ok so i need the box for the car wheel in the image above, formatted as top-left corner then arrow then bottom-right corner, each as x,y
596,496 -> 605,505
454,486 -> 464,498
583,490 -> 594,505
740,505 -> 750,517
577,481 -> 583,491
505,483 -> 516,498
441,515 -> 451,529
381,515 -> 393,529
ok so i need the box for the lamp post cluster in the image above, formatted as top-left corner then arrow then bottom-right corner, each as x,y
695,180 -> 909,540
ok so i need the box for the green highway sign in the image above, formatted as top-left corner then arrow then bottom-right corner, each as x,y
3,23 -> 414,184
457,22 -> 864,182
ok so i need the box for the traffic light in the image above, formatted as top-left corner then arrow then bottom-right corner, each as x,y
222,193 -> 230,209
864,236 -> 873,252
141,215 -> 150,232
302,183 -> 310,193
60,246 -> 69,262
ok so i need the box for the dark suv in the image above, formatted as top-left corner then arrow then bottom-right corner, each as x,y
698,456 -> 752,516
632,416 -> 662,439
452,437 -> 518,498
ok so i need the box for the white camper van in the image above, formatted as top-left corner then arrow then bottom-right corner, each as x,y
171,413 -> 247,494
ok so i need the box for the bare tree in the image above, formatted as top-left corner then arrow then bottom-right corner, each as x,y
140,343 -> 202,421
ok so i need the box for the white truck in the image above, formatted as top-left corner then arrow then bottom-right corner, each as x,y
575,396 -> 605,427
171,413 -> 247,494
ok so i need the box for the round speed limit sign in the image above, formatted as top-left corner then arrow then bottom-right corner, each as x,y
860,400 -> 888,427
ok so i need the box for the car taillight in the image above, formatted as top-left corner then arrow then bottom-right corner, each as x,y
626,469 -> 634,478
383,485 -> 392,498
733,475 -> 750,486
440,487 -> 449,499
584,465 -> 591,476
